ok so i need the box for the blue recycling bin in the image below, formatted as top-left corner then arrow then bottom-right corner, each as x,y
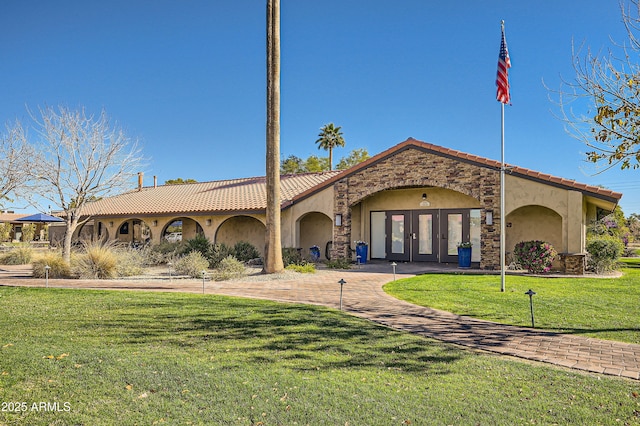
355,244 -> 368,264
309,246 -> 320,262
457,247 -> 472,268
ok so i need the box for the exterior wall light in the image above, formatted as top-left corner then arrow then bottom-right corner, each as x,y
206,219 -> 212,226
335,214 -> 342,227
152,220 -> 158,227
486,211 -> 493,225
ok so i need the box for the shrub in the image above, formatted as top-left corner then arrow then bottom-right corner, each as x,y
174,251 -> 209,278
32,252 -> 72,278
145,241 -> 184,265
0,245 -> 33,265
0,223 -> 11,242
586,236 -> 624,273
184,234 -> 212,258
209,243 -> 233,268
282,247 -> 306,267
325,257 -> 352,270
285,263 -> 316,274
73,242 -> 118,279
232,241 -> 260,263
213,255 -> 246,281
115,246 -> 146,277
21,224 -> 36,243
513,240 -> 557,274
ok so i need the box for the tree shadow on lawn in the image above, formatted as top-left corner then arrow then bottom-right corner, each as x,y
77,294 -> 463,374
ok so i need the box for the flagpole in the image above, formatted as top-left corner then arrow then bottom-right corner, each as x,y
500,100 -> 506,292
497,19 -> 508,293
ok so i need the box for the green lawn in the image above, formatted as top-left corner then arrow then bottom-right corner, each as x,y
384,260 -> 640,344
0,287 -> 639,425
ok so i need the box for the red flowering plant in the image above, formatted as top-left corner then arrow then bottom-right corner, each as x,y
513,240 -> 557,274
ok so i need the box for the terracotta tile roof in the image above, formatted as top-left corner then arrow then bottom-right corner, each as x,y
291,138 -> 623,204
82,138 -> 622,218
82,171 -> 342,217
0,213 -> 29,223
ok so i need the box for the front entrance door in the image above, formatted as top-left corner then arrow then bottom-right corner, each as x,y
438,209 -> 471,263
412,210 -> 438,261
383,210 -> 439,262
385,211 -> 410,262
374,209 -> 476,263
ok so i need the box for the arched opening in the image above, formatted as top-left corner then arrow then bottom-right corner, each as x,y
215,216 -> 266,256
298,212 -> 332,260
506,205 -> 563,254
116,219 -> 152,246
161,218 -> 204,243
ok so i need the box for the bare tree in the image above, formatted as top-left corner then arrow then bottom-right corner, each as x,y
554,1 -> 640,172
26,106 -> 144,263
0,122 -> 33,206
264,0 -> 284,273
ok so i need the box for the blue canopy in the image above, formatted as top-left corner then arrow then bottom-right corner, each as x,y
16,213 -> 64,223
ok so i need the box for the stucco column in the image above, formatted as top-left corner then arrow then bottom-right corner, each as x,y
566,190 -> 584,253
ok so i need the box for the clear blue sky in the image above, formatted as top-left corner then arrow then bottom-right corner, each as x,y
1,1 -> 639,214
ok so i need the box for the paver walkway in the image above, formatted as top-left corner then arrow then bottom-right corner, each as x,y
1,262 -> 639,380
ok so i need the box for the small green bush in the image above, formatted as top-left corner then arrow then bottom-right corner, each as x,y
325,257 -> 352,270
586,236 -> 624,273
209,243 -> 233,268
184,234 -> 212,258
282,247 -> 306,267
213,255 -> 246,281
0,245 -> 33,265
73,242 -> 118,279
175,251 -> 209,278
232,241 -> 260,263
21,224 -> 36,243
145,241 -> 184,265
513,240 -> 557,274
285,263 -> 316,274
0,223 -> 11,242
32,252 -> 72,278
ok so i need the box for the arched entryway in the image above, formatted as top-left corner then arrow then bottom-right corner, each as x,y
506,205 -> 563,254
161,218 -> 204,243
215,216 -> 266,256
116,219 -> 152,246
298,212 -> 332,260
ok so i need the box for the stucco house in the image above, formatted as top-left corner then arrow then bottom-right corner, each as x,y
69,138 -> 622,274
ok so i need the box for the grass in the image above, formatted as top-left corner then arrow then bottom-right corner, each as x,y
384,259 -> 640,344
0,287 -> 639,425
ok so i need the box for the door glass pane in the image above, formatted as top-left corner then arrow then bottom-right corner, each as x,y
470,209 -> 481,262
447,213 -> 463,255
371,212 -> 386,258
391,214 -> 405,254
418,214 -> 433,255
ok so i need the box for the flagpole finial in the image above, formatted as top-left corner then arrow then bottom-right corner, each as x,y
501,19 -> 505,28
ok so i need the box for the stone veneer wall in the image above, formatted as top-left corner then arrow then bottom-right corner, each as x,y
332,146 -> 502,270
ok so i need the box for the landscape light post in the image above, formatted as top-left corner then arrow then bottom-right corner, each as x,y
201,270 -> 207,294
44,265 -> 51,288
525,289 -> 536,328
391,262 -> 397,281
338,278 -> 346,311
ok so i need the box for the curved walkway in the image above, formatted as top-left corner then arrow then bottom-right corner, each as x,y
1,263 -> 639,381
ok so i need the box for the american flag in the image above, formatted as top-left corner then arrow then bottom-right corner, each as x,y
496,24 -> 511,104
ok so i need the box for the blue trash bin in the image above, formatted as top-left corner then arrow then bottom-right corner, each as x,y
355,244 -> 368,264
457,247 -> 472,268
309,246 -> 320,262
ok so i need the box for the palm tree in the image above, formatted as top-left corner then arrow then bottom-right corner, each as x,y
315,123 -> 345,171
264,0 -> 284,273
